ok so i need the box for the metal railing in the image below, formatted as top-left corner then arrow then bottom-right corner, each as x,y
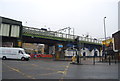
23,26 -> 102,44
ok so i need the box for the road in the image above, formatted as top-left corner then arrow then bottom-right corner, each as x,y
2,58 -> 118,80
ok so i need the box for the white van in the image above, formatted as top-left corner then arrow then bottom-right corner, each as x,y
0,47 -> 31,61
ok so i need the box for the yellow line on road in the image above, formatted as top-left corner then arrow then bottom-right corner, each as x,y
59,62 -> 70,79
2,63 -> 36,79
31,62 -> 71,77
57,71 -> 65,74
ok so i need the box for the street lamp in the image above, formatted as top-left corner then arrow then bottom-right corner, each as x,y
103,17 -> 111,65
103,17 -> 107,61
104,17 -> 107,41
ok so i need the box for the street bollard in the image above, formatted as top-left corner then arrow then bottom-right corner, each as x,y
93,51 -> 97,65
109,55 -> 111,65
93,56 -> 95,65
77,55 -> 79,64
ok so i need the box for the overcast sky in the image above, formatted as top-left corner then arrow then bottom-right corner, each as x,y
0,0 -> 119,39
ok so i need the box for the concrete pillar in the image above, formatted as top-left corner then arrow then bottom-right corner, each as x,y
55,43 -> 64,60
44,44 -> 49,54
49,46 -> 55,54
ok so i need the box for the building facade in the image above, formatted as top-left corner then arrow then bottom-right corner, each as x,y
112,31 -> 120,52
0,17 -> 22,47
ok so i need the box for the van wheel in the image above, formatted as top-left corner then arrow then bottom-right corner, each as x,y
2,56 -> 6,60
26,59 -> 29,61
21,57 -> 25,61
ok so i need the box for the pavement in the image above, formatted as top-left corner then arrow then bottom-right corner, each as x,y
1,58 -> 119,80
0,59 -> 2,81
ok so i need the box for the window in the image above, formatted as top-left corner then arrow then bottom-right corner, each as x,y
11,25 -> 20,37
0,24 -> 10,36
18,50 -> 23,54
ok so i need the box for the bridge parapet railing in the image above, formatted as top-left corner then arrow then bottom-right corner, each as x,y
23,26 -> 102,44
78,36 -> 102,44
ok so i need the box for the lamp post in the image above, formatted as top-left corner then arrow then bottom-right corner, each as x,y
103,17 -> 107,61
104,17 -> 107,41
103,17 -> 111,65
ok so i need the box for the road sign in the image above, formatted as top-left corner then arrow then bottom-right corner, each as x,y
58,45 -> 63,48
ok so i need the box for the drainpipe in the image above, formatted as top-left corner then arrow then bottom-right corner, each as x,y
112,38 -> 118,52
112,38 -> 118,63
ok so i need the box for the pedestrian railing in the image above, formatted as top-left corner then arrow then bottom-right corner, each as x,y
23,26 -> 102,44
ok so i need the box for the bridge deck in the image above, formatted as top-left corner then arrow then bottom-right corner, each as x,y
23,26 -> 102,45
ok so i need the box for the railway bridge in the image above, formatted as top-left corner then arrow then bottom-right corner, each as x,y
1,17 -> 102,59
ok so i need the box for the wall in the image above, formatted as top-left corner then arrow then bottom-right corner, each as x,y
112,31 -> 120,51
65,48 -> 102,57
118,1 -> 120,50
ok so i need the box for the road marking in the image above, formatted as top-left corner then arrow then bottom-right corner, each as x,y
59,62 -> 70,79
57,71 -> 65,74
3,61 -> 70,79
32,62 -> 70,77
2,63 -> 36,79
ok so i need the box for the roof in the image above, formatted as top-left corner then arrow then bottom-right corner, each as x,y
0,47 -> 24,50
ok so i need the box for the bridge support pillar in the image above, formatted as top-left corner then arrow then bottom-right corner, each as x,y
44,44 -> 56,55
44,44 -> 49,54
54,43 -> 64,60
49,45 -> 55,55
18,40 -> 22,48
